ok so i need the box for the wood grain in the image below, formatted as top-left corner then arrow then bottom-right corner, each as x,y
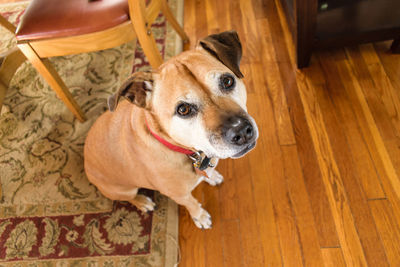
202,186 -> 224,267
29,22 -> 137,58
257,18 -> 296,146
309,53 -> 386,200
321,248 -> 346,267
296,72 -> 368,266
178,204 -> 206,267
281,145 -> 325,266
231,156 -> 265,267
369,199 -> 400,266
309,53 -> 389,265
221,219 -> 244,267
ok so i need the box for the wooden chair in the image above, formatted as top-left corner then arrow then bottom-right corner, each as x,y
1,0 -> 188,122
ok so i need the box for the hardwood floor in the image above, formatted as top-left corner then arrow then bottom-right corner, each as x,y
180,0 -> 400,266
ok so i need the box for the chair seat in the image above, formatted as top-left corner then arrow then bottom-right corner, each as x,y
16,0 -> 130,41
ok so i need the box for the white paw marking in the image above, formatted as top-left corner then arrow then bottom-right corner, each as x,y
132,195 -> 156,213
192,208 -> 212,229
205,170 -> 224,186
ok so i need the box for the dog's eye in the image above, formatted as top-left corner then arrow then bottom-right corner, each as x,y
176,103 -> 196,117
220,74 -> 235,92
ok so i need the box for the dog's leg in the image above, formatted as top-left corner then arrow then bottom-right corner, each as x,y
93,185 -> 155,213
171,194 -> 212,229
129,194 -> 156,213
204,168 -> 224,186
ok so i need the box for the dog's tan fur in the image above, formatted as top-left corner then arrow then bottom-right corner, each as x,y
84,31 -> 258,228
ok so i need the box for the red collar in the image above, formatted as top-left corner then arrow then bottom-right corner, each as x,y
145,119 -> 194,155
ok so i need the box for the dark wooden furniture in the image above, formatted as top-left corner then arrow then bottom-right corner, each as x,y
278,0 -> 400,68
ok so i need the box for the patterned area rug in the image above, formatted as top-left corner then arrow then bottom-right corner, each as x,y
0,1 -> 183,266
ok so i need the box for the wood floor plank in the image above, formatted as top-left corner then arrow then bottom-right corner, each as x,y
217,160 -> 240,221
238,0 -> 263,65
310,52 -> 389,266
256,18 -> 296,146
338,53 -> 400,205
279,70 -> 340,248
233,156 -> 265,267
305,53 -> 386,200
369,199 -> 400,266
374,42 -> 400,94
321,248 -> 346,267
228,0 -> 246,64
335,57 -> 400,232
183,0 -> 196,49
282,145 -> 325,267
221,219 -> 244,267
178,205 -> 206,267
246,64 -> 284,266
251,0 -> 268,20
248,63 -> 304,266
261,0 -> 340,248
296,72 -> 368,265
359,44 -> 400,138
346,46 -> 400,170
215,0 -> 232,32
194,0 -> 208,40
274,0 -> 296,65
204,0 -> 218,34
202,186 -> 224,267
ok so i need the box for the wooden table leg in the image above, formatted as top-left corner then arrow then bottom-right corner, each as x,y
391,38 -> 400,54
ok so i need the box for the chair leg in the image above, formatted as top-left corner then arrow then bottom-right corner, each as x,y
0,14 -> 16,34
130,0 -> 163,68
160,0 -> 189,44
0,48 -> 26,113
17,43 -> 86,122
0,81 -> 7,113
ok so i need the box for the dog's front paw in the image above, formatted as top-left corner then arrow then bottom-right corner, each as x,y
192,208 -> 212,229
129,195 -> 156,213
205,170 -> 224,186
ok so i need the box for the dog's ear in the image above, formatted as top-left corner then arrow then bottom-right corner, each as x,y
108,71 -> 154,112
198,30 -> 243,78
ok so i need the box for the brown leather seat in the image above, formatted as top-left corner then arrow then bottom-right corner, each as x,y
16,0 -> 129,41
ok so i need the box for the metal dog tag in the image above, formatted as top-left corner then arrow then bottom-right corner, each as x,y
188,151 -> 215,171
199,157 -> 211,170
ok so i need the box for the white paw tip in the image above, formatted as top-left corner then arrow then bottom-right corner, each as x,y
192,210 -> 212,229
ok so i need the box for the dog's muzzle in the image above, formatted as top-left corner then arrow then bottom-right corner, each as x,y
222,115 -> 256,149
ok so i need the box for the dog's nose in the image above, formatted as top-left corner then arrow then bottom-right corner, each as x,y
223,116 -> 254,146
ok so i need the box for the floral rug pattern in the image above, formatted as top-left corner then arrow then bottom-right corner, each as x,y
0,1 -> 182,265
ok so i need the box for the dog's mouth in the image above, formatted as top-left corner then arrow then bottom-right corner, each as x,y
231,141 -> 256,159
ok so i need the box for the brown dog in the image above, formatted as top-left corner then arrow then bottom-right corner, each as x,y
84,31 -> 258,229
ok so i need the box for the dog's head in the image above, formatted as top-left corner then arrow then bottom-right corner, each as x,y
108,31 -> 258,159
